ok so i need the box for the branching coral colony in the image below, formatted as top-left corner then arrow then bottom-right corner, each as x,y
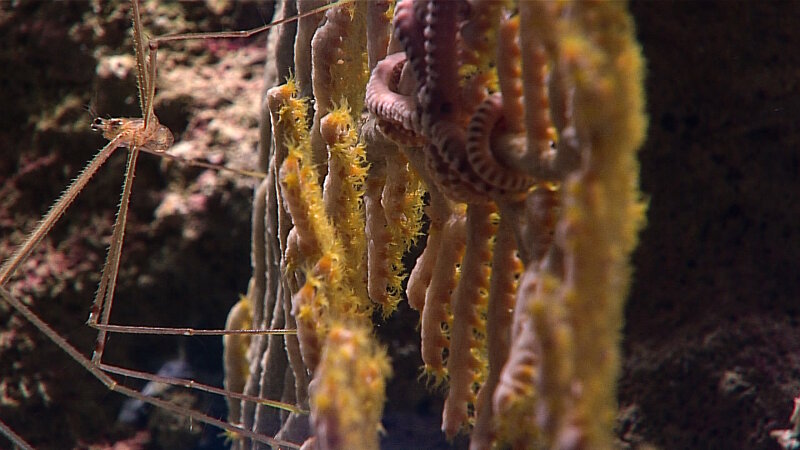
225,0 -> 647,449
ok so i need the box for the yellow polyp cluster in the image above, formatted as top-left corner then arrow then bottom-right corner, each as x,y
223,1 -> 648,447
321,102 -> 369,300
459,0 -> 503,94
380,153 -> 426,316
398,169 -> 426,245
271,77 -> 390,447
442,203 -> 496,437
278,92 -> 342,272
292,280 -> 325,371
494,365 -> 540,449
281,138 -> 370,323
553,4 -> 647,446
311,324 -> 391,450
489,2 -> 646,448
272,79 -> 310,146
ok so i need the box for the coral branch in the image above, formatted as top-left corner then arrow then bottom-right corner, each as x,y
310,324 -> 391,450
471,215 -> 521,449
421,206 -> 466,380
442,202 -> 496,437
229,1 -> 648,447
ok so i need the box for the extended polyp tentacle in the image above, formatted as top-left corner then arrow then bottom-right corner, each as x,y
267,83 -> 301,174
442,202 -> 496,438
280,157 -> 321,261
267,83 -> 292,174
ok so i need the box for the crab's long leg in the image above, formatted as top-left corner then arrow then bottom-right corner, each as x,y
0,136 -> 126,286
90,145 -> 139,364
0,286 -> 302,449
0,417 -> 34,450
88,2 -> 157,364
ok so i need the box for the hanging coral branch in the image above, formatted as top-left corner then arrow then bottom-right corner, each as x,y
225,1 -> 647,449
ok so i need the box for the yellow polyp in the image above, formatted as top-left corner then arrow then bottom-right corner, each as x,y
278,90 -> 374,369
272,79 -> 311,150
458,63 -> 479,82
506,1 -> 646,447
497,386 -> 540,449
311,323 -> 391,450
313,253 -> 339,285
222,294 -> 253,425
289,138 -> 343,267
281,156 -> 323,263
459,0 -> 503,95
383,0 -> 395,22
321,102 -> 369,304
378,155 -> 425,316
297,304 -> 313,321
221,429 -> 245,447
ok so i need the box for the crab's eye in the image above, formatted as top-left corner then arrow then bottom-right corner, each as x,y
91,118 -> 105,130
